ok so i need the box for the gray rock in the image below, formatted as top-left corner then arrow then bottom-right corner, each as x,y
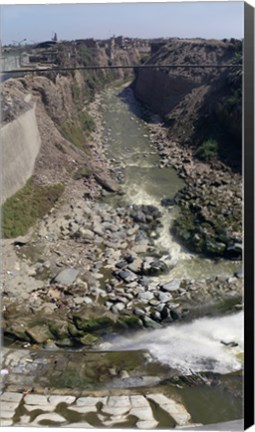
157,292 -> 173,303
132,244 -> 148,254
115,260 -> 127,269
93,224 -> 104,236
54,268 -> 79,286
138,291 -> 154,302
77,228 -> 95,241
142,316 -> 161,329
83,296 -> 93,305
128,258 -> 143,274
139,277 -> 150,287
94,172 -> 122,193
149,299 -> 160,307
129,285 -> 143,293
134,308 -> 146,317
116,296 -> 129,304
147,283 -> 158,291
74,297 -> 85,305
111,302 -> 125,313
116,269 -> 137,283
156,303 -> 166,312
161,279 -> 180,292
127,225 -> 139,236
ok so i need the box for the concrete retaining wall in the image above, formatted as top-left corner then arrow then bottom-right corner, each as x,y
0,104 -> 41,204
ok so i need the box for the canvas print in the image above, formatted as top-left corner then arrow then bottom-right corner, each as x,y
0,1 -> 246,429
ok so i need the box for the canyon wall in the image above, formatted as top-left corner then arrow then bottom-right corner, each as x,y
1,41 -> 143,204
133,38 -> 242,168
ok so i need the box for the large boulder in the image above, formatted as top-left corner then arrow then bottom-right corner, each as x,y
94,172 -> 122,193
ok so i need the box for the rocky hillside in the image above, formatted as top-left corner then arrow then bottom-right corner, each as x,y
133,38 -> 242,170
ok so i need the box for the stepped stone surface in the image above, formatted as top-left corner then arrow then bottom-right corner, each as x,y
0,389 -> 193,428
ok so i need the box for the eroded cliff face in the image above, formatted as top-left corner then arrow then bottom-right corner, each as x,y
133,38 -> 242,168
1,42 -> 143,204
1,74 -> 85,199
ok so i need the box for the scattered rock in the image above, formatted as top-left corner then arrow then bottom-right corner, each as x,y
53,268 -> 79,286
115,269 -> 138,283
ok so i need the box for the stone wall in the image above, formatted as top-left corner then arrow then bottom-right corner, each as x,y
0,103 -> 41,204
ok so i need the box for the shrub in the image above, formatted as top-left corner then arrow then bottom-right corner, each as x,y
195,139 -> 218,162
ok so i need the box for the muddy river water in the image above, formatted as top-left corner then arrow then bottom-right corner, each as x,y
98,84 -> 243,423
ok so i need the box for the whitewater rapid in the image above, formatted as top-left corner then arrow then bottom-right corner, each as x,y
99,311 -> 243,375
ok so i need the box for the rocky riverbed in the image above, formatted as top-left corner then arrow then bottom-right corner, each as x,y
2,84 -> 243,351
143,119 -> 242,259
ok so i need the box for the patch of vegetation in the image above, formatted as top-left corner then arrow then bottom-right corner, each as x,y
79,111 -> 95,133
2,179 -> 64,238
78,46 -> 96,66
195,139 -> 218,162
60,108 -> 95,153
71,79 -> 80,102
60,121 -> 87,151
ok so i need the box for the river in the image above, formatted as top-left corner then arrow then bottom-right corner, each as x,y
98,84 -> 243,423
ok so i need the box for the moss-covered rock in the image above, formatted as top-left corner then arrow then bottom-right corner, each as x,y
73,315 -> 114,333
4,321 -> 31,342
79,333 -> 99,346
116,315 -> 144,330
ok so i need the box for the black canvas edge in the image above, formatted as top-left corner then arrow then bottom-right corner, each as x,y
244,2 -> 255,430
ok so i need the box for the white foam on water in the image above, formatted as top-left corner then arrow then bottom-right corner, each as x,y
125,187 -> 159,207
101,312 -> 244,374
155,208 -> 191,263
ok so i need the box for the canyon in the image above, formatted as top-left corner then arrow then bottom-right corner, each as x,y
1,38 -> 243,428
